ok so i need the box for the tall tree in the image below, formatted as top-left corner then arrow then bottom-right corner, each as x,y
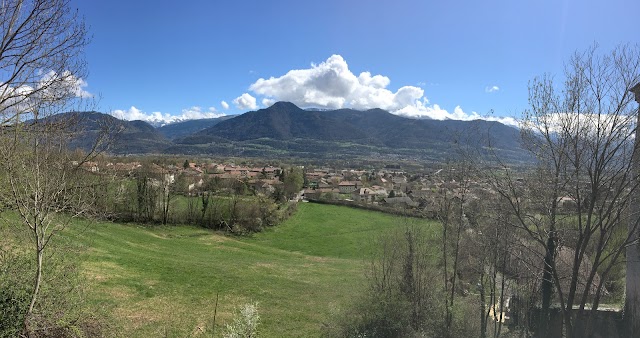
487,44 -> 640,337
0,0 -> 91,333
628,80 -> 640,337
283,166 -> 304,200
434,161 -> 473,336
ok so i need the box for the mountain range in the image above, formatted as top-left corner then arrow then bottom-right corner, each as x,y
157,115 -> 235,140
60,102 -> 526,162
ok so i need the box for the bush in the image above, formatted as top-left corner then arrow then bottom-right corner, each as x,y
223,302 -> 260,338
0,225 -> 112,337
321,223 -> 480,338
0,249 -> 31,337
322,224 -> 443,337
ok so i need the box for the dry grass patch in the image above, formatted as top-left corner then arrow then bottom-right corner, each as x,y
64,204 -> 438,337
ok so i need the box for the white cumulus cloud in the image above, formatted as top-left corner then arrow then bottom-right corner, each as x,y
38,70 -> 93,99
110,106 -> 149,121
262,98 -> 276,107
0,70 -> 92,117
221,101 -> 230,110
394,103 -> 517,126
110,106 -> 225,126
179,106 -> 225,121
244,55 -> 515,126
485,85 -> 500,93
233,93 -> 258,110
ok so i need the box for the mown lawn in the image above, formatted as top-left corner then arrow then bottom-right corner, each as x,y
64,203 -> 439,337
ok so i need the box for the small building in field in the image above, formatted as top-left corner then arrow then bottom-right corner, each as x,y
351,188 -> 375,203
382,196 -> 418,208
338,181 -> 360,194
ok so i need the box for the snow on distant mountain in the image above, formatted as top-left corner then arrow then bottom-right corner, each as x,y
110,106 -> 227,127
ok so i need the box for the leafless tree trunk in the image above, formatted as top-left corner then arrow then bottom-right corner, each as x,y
367,221 -> 442,336
0,113 -> 102,333
157,165 -> 174,225
161,179 -> 172,225
435,161 -> 472,336
200,191 -> 211,224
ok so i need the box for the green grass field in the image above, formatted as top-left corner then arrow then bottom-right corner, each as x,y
62,203 -> 439,337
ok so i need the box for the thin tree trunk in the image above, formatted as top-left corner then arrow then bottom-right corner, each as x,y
496,250 -> 506,338
25,239 -> 44,334
480,272 -> 487,338
539,235 -> 555,338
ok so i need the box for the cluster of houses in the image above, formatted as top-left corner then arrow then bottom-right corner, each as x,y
302,168 -> 430,208
81,160 -> 529,213
80,160 -> 285,195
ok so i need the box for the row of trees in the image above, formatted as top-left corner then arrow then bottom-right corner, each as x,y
458,44 -> 640,338
325,44 -> 640,338
87,163 -> 303,232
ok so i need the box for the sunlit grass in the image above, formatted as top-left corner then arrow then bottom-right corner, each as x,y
60,203 -> 439,337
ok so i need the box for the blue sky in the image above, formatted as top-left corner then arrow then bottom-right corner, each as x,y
70,0 -> 639,126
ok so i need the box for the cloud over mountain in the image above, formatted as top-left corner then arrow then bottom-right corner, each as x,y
246,55 -> 517,126
233,93 -> 258,110
111,106 -> 225,126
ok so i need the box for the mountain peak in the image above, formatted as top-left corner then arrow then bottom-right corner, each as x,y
266,101 -> 301,111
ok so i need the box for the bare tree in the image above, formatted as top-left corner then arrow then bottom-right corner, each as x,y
628,79 -> 640,338
436,162 -> 471,335
366,222 -> 448,337
459,189 -> 513,338
158,164 -> 175,225
1,0 -> 89,125
0,0 -> 91,334
487,44 -> 640,338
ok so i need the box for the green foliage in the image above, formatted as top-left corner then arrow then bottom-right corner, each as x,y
322,224 -> 444,337
173,172 -> 190,195
283,167 -> 304,199
0,248 -> 31,337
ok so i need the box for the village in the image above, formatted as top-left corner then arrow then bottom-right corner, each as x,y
76,158 -> 512,215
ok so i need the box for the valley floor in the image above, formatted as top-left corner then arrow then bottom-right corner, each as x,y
66,203 -> 439,337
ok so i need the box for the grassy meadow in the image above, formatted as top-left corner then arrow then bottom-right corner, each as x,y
60,202 -> 440,337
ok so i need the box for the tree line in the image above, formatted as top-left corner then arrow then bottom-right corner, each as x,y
323,44 -> 640,338
88,161 -> 303,233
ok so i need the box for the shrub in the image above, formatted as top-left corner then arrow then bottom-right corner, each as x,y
0,226 -> 112,337
0,249 -> 31,337
223,302 -> 260,338
321,223 -> 480,338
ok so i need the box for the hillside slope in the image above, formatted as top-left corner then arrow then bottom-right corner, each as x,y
157,115 -> 235,140
176,102 -> 523,160
58,111 -> 171,154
